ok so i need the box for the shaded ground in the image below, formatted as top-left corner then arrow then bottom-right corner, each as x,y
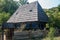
43,37 -> 60,40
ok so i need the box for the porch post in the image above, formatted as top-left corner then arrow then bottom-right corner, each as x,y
2,28 -> 4,40
28,22 -> 32,40
5,28 -> 14,40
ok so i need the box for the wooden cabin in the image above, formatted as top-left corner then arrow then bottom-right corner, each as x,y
3,1 -> 48,30
2,1 -> 48,40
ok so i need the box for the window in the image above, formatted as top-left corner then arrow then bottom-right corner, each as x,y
25,22 -> 39,30
14,23 -> 20,28
29,10 -> 32,12
16,12 -> 18,15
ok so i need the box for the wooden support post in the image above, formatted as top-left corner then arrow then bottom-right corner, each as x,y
28,22 -> 32,40
5,28 -> 14,40
38,22 -> 41,30
19,22 -> 26,32
2,28 -> 4,40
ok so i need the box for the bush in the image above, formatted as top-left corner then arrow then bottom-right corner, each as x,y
48,27 -> 56,40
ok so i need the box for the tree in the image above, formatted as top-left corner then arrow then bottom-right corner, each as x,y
19,0 -> 28,5
58,5 -> 60,11
0,12 -> 10,26
0,0 -> 28,15
1,0 -> 19,15
45,5 -> 60,29
0,0 -> 28,25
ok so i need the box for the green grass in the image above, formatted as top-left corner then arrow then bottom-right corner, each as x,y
43,37 -> 60,40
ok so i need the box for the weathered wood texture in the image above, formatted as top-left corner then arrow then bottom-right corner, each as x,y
5,29 -> 14,40
7,1 -> 48,23
18,23 -> 26,32
14,30 -> 47,40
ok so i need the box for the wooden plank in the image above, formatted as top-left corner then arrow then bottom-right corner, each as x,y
18,23 -> 26,32
5,28 -> 14,40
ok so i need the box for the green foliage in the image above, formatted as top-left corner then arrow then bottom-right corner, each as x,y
0,0 -> 28,28
0,0 -> 28,24
19,0 -> 28,5
45,6 -> 60,40
0,0 -> 28,15
45,5 -> 60,29
0,0 -> 19,14
58,5 -> 60,11
0,12 -> 10,26
48,27 -> 55,40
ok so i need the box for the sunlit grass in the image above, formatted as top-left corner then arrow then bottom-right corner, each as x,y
43,37 -> 60,40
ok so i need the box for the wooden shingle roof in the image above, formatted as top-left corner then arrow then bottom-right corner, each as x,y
7,1 -> 48,23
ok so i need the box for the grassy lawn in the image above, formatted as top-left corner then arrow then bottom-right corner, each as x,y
43,37 -> 60,40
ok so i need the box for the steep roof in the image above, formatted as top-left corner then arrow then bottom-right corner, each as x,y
7,1 -> 48,23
